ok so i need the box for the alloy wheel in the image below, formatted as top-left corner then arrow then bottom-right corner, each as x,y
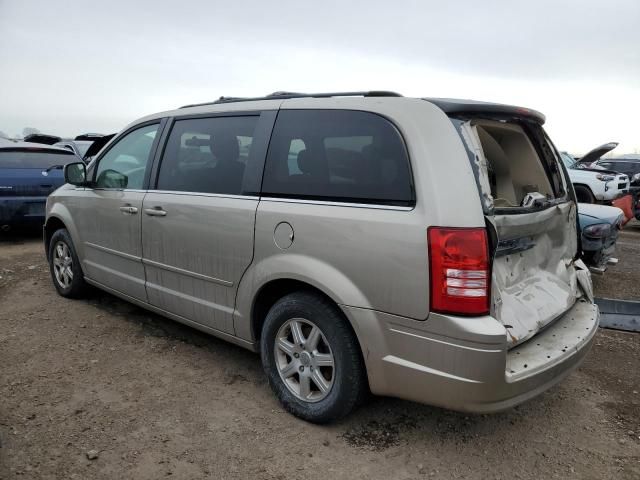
52,240 -> 74,289
274,318 -> 335,402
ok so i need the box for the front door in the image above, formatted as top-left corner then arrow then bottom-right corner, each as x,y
74,122 -> 161,301
141,114 -> 268,334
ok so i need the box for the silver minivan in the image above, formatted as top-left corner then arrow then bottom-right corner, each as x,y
45,91 -> 599,423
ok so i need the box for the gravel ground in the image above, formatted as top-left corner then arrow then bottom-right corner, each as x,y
591,219 -> 640,301
0,226 -> 639,479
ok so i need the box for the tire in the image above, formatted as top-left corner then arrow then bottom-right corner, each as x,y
48,228 -> 87,298
260,291 -> 367,423
574,185 -> 595,204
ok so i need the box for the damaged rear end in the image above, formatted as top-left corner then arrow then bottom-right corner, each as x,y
425,101 -> 600,410
448,108 -> 596,347
342,98 -> 600,414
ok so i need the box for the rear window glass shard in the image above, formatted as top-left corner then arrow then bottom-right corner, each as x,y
262,109 -> 414,206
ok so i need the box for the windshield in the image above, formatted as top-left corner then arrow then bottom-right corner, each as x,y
0,150 -> 76,169
560,152 -> 576,170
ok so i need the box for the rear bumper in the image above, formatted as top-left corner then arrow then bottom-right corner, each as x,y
344,298 -> 599,413
0,197 -> 47,225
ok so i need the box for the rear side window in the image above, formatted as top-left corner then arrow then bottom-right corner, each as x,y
156,116 -> 259,195
0,150 -> 75,169
262,110 -> 413,206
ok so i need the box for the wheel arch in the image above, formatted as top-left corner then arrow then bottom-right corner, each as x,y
250,278 -> 358,347
44,202 -> 83,258
44,215 -> 68,254
572,183 -> 595,202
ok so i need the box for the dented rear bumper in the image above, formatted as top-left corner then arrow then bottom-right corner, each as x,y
344,298 -> 599,413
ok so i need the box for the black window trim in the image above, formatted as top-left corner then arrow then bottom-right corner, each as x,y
259,108 -> 416,208
90,118 -> 167,191
148,110 -> 277,197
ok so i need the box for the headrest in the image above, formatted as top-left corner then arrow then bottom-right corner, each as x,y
210,134 -> 239,163
297,148 -> 327,177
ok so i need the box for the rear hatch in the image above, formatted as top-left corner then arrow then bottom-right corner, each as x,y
446,110 -> 588,347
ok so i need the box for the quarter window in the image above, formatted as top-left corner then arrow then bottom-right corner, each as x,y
156,116 -> 259,195
95,124 -> 159,189
262,110 -> 413,205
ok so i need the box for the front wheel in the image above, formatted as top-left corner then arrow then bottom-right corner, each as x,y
48,228 -> 87,298
260,292 -> 367,423
574,185 -> 596,203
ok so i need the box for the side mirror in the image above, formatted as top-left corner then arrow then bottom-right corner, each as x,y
632,173 -> 640,184
64,162 -> 88,186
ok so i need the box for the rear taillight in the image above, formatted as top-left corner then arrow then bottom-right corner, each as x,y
427,227 -> 490,316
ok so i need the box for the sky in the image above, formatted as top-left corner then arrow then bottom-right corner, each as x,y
0,0 -> 639,155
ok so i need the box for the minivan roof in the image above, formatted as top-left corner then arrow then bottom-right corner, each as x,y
134,92 -> 545,127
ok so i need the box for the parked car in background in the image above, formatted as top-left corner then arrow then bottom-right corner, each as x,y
44,92 -> 599,423
593,157 -> 640,185
592,157 -> 640,221
74,133 -> 105,141
53,134 -> 115,163
81,133 -> 115,163
23,133 -> 62,145
578,203 -> 624,273
560,145 -> 629,204
53,140 -> 94,158
578,154 -> 640,221
0,143 -> 76,230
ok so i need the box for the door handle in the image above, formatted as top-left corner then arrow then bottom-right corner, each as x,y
144,207 -> 167,217
119,205 -> 138,215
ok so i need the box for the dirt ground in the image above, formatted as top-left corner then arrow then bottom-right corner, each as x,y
1,224 -> 639,480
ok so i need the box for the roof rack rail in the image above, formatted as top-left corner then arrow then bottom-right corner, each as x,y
179,91 -> 403,109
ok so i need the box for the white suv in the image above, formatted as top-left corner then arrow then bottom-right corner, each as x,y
560,143 -> 630,204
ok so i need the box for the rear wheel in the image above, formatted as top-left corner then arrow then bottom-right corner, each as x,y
260,292 -> 366,423
48,228 -> 87,298
574,185 -> 596,203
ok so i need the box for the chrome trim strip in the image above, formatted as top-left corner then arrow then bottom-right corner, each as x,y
149,190 -> 259,200
142,258 -> 233,287
91,188 -> 148,193
84,242 -> 141,261
260,197 -> 414,211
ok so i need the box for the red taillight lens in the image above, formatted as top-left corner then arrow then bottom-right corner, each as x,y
427,227 -> 490,316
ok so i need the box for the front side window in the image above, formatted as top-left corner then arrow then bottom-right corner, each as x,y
95,124 -> 159,189
156,116 -> 259,195
262,110 -> 413,205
